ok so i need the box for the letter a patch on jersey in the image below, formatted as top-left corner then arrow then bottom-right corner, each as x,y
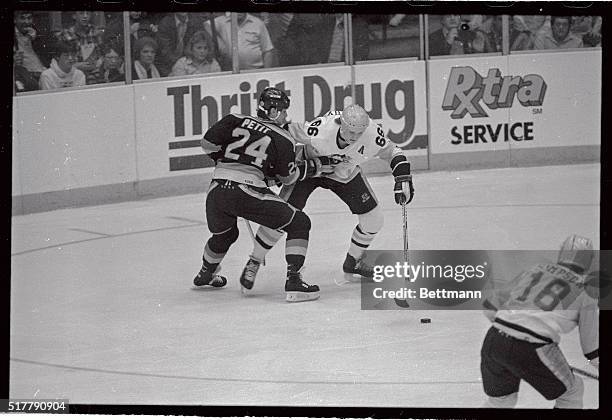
358,145 -> 365,155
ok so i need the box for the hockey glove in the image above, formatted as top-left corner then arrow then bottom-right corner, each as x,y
394,175 -> 414,205
207,150 -> 223,163
298,154 -> 344,180
390,155 -> 414,205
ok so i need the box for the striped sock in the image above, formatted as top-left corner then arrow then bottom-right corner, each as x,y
286,238 -> 308,271
202,241 -> 225,271
347,224 -> 377,260
252,226 -> 284,262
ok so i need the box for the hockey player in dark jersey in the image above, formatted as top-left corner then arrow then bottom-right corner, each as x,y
480,234 -> 599,408
239,103 -> 415,292
192,87 -> 341,302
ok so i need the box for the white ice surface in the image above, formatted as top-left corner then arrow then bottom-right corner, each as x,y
10,164 -> 599,408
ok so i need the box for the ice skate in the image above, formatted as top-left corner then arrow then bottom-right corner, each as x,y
285,270 -> 320,302
240,257 -> 261,294
193,265 -> 227,288
343,253 -> 374,281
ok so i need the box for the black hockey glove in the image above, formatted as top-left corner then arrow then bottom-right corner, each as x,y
390,155 -> 414,205
394,175 -> 414,205
207,150 -> 223,163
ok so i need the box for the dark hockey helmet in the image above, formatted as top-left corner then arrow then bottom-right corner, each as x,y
257,87 -> 290,121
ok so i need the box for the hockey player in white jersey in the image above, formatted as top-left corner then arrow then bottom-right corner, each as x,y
238,103 -> 415,292
480,235 -> 599,408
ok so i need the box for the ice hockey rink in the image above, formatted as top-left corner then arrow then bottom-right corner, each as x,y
10,162 -> 599,409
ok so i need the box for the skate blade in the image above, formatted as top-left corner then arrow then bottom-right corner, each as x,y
286,291 -> 320,302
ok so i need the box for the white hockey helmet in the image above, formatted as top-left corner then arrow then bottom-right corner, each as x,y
558,234 -> 594,274
339,104 -> 369,142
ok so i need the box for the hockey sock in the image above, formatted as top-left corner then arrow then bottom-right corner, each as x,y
554,376 -> 584,409
282,210 -> 311,271
202,226 -> 239,270
348,224 -> 377,260
252,226 -> 284,262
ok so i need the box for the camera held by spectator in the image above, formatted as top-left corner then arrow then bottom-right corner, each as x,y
456,22 -> 477,53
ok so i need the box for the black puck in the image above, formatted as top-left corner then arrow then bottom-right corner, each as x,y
420,318 -> 431,323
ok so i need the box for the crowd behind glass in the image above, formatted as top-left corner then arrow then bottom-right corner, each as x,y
14,11 -> 603,93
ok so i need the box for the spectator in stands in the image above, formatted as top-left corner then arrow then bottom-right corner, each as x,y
57,11 -> 104,84
280,13 -> 369,66
92,42 -> 125,84
155,12 -> 205,76
429,15 -> 466,55
14,11 -> 47,80
50,11 -> 106,38
39,40 -> 86,90
14,45 -> 40,93
169,31 -> 221,77
460,15 -> 498,53
205,12 -> 276,70
534,16 -> 583,49
571,16 -> 602,47
510,15 -> 549,51
260,13 -> 294,66
132,36 -> 161,80
104,11 -> 159,48
326,14 -> 369,63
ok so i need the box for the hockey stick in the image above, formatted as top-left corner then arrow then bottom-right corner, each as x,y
394,201 -> 410,308
242,218 -> 265,266
571,365 -> 599,380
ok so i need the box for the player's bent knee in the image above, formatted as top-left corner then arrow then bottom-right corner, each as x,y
358,207 -> 384,234
554,376 -> 584,409
210,225 -> 239,251
283,210 -> 311,236
484,392 -> 518,408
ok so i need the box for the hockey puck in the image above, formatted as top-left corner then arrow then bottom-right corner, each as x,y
420,318 -> 431,323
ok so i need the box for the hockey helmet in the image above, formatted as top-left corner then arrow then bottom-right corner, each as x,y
558,234 -> 594,274
257,87 -> 290,123
340,104 -> 369,142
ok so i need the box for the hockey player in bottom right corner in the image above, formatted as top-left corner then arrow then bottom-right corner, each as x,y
480,234 -> 599,409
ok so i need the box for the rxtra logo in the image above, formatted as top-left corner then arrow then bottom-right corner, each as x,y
442,67 -> 547,119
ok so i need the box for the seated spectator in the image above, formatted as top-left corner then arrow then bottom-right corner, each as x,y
534,16 -> 583,49
571,16 -> 602,47
429,15 -> 470,56
14,46 -> 40,93
92,42 -> 125,84
14,11 -> 47,79
510,15 -> 549,51
132,36 -> 161,80
39,40 -> 86,90
155,12 -> 205,76
460,15 -> 498,53
57,11 -> 104,84
205,12 -> 275,70
169,31 -> 221,77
